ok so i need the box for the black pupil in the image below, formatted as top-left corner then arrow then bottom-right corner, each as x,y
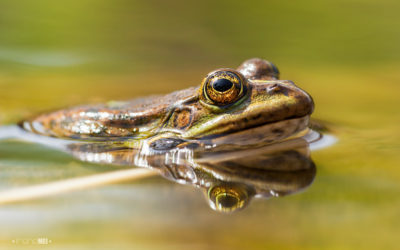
212,78 -> 233,92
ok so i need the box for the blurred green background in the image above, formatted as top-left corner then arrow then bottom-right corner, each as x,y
0,0 -> 400,249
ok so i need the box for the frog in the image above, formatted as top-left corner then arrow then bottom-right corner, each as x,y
21,58 -> 314,151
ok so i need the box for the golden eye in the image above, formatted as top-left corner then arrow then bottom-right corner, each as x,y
202,69 -> 247,106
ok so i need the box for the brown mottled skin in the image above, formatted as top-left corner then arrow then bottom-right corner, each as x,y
22,58 -> 314,146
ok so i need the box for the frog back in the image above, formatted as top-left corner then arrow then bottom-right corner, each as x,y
22,87 -> 197,140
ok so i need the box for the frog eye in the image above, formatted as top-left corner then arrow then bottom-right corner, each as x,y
202,69 -> 247,106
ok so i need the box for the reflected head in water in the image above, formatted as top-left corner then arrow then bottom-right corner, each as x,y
66,134 -> 317,213
196,140 -> 316,213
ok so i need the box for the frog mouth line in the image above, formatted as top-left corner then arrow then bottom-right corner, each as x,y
199,116 -> 310,146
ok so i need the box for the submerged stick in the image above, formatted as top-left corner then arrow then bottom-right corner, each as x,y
0,168 -> 156,205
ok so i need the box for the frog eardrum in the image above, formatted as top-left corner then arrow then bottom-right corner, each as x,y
201,69 -> 248,106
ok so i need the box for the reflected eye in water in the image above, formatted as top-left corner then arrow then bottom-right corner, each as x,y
201,69 -> 247,106
207,183 -> 253,213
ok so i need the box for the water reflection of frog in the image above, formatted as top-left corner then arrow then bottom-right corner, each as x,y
67,136 -> 316,213
22,58 -> 314,150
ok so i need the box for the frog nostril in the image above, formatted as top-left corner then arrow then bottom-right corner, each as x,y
267,83 -> 280,93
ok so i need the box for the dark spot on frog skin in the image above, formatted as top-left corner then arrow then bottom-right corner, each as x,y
104,119 -> 138,129
104,115 -> 157,129
272,128 -> 284,135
